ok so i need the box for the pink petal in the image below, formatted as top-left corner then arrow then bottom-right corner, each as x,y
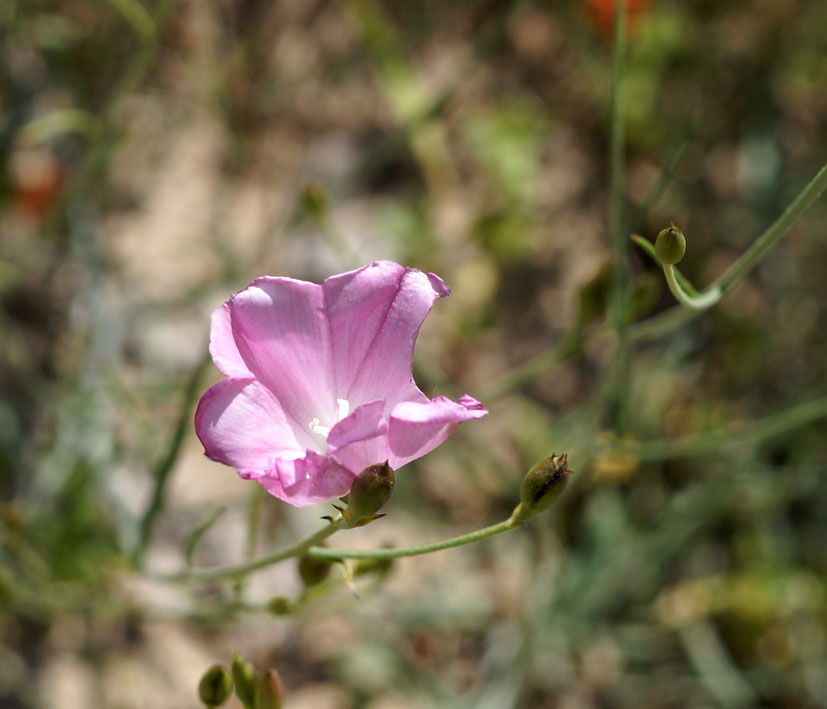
209,303 -> 252,378
194,378 -> 304,475
227,277 -> 334,450
323,261 -> 450,412
328,400 -> 389,474
258,451 -> 355,507
388,394 -> 488,469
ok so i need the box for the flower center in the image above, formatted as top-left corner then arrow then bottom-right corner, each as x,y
308,398 -> 350,440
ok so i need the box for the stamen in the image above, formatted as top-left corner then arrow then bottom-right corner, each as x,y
309,417 -> 331,438
309,399 -> 350,441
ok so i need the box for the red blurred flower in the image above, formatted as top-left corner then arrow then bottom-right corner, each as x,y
10,147 -> 65,218
584,0 -> 652,38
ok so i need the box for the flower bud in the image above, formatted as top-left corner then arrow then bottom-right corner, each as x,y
231,654 -> 257,708
513,453 -> 573,522
198,664 -> 233,707
655,225 -> 686,265
298,553 -> 332,587
300,182 -> 327,223
254,668 -> 284,709
353,556 -> 394,577
343,461 -> 394,527
266,596 -> 294,615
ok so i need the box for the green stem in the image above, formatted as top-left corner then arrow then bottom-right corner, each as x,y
481,334 -> 581,401
627,305 -> 696,342
628,134 -> 691,236
134,349 -> 211,563
233,484 -> 264,598
305,513 -> 526,561
153,397 -> 827,581
159,520 -> 343,583
715,161 -> 827,293
608,0 -> 628,332
484,160 -> 827,396
652,161 -> 827,313
625,394 -> 827,461
662,264 -> 722,310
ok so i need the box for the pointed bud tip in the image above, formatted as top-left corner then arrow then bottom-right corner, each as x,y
231,654 -> 257,706
516,453 -> 574,520
655,225 -> 686,265
254,668 -> 284,709
343,461 -> 395,527
198,664 -> 233,707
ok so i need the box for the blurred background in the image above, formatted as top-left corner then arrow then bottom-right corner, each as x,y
2,0 -> 827,707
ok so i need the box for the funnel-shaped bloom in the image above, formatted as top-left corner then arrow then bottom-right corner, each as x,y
194,261 -> 487,507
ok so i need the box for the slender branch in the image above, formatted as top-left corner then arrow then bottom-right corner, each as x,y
134,349 -> 211,562
305,514 -> 525,561
678,621 -> 758,705
608,0 -> 628,333
152,395 -> 827,581
628,134 -> 692,236
662,265 -> 722,310
482,335 -> 581,401
715,161 -> 827,293
158,520 -> 343,583
233,484 -> 265,598
624,394 -> 827,461
647,161 -> 827,313
627,303 -> 696,342
485,160 -> 827,397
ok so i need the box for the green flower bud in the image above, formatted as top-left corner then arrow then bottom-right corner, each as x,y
254,668 -> 284,709
655,225 -> 686,265
231,654 -> 257,708
342,461 -> 394,527
300,182 -> 327,223
266,596 -> 294,616
198,664 -> 233,707
298,553 -> 332,587
352,556 -> 394,577
513,453 -> 573,522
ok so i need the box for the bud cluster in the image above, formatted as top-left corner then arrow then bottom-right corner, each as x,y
196,655 -> 283,709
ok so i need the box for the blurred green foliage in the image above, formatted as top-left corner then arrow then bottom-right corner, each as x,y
1,0 -> 827,707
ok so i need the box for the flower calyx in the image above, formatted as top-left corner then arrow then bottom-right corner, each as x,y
511,453 -> 573,523
335,461 -> 395,528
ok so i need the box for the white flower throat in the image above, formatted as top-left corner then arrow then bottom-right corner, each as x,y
309,398 -> 350,439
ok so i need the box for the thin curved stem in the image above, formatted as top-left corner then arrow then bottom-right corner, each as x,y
488,161 -> 827,396
647,161 -> 827,313
305,513 -> 526,561
157,519 -> 343,583
715,161 -> 827,293
631,234 -> 699,295
662,264 -> 722,310
134,349 -> 211,562
623,393 -> 827,461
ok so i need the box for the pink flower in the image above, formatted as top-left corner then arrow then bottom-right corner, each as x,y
194,261 -> 487,507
